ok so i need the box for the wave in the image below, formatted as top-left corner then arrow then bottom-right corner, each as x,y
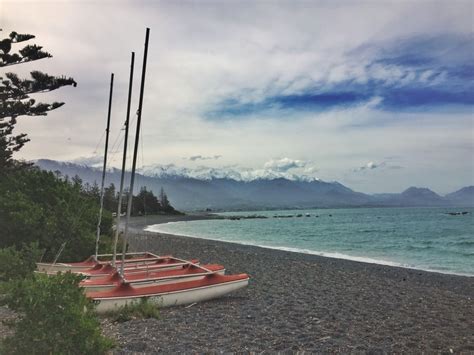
145,223 -> 474,277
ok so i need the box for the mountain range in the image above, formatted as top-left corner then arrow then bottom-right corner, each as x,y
35,159 -> 474,211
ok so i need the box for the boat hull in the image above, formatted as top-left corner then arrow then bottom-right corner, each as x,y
81,265 -> 225,292
90,274 -> 249,313
81,259 -> 200,279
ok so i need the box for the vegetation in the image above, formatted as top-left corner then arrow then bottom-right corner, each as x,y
0,243 -> 42,282
0,272 -> 113,354
0,30 -> 76,170
102,184 -> 180,216
0,30 -> 114,354
132,186 -> 180,215
104,298 -> 160,323
0,167 -> 113,262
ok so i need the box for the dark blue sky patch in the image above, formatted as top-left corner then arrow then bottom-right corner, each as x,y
207,98 -> 274,118
272,92 -> 371,110
207,33 -> 473,120
380,88 -> 474,110
207,92 -> 373,119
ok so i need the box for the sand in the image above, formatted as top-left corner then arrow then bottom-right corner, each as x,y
103,214 -> 474,353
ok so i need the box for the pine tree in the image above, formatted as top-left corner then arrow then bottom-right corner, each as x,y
0,30 -> 77,171
159,187 -> 170,209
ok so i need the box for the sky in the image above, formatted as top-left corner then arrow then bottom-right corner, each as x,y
1,0 -> 473,194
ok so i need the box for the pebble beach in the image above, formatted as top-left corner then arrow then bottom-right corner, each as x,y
103,214 -> 474,353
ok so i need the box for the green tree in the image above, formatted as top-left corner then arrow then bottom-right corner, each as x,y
159,186 -> 179,213
0,167 -> 112,262
0,30 -> 76,170
159,186 -> 170,209
103,182 -> 117,211
133,186 -> 160,215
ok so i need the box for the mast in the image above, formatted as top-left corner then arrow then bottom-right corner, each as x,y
120,28 -> 150,275
112,52 -> 135,267
95,73 -> 114,259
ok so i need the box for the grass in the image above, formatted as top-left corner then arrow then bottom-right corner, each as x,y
104,298 -> 160,322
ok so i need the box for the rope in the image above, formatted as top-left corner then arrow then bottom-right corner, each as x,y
92,130 -> 106,155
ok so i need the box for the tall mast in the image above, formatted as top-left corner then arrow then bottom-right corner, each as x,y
95,73 -> 114,259
120,28 -> 150,275
112,53 -> 135,267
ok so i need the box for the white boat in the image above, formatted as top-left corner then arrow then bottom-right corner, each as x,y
88,273 -> 249,313
81,264 -> 225,292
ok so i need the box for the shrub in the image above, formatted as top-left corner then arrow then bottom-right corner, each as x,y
105,298 -> 160,323
0,272 -> 113,354
0,243 -> 42,282
0,167 -> 113,262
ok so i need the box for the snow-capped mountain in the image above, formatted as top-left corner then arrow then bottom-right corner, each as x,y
34,159 -> 473,210
138,164 -> 319,182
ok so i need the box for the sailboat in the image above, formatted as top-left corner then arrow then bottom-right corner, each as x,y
79,257 -> 200,279
36,27 -> 249,309
89,273 -> 249,313
80,263 -> 225,292
85,27 -> 249,310
35,72 -> 156,275
35,252 -> 159,273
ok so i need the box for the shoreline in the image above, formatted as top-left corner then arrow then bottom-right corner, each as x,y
106,214 -> 474,353
141,214 -> 473,278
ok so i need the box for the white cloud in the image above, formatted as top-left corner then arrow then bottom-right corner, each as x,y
2,1 -> 471,194
263,157 -> 307,172
72,155 -> 103,167
139,158 -> 319,182
185,155 -> 222,161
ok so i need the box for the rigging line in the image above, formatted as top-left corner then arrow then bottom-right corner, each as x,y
92,130 -> 106,155
108,135 -> 126,163
108,113 -> 140,167
108,123 -> 126,157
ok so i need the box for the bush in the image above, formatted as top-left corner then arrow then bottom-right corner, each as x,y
0,272 -> 113,354
105,298 -> 160,323
0,167 -> 113,262
0,243 -> 42,282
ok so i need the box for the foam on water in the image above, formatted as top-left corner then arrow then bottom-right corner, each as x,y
145,207 -> 474,277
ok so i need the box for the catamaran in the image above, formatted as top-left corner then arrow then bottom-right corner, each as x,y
79,257 -> 200,279
36,252 -> 159,273
37,27 -> 249,309
88,273 -> 249,313
81,263 -> 225,292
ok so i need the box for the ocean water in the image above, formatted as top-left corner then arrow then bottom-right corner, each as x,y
146,207 -> 474,276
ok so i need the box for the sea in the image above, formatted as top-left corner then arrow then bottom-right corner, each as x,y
146,207 -> 474,277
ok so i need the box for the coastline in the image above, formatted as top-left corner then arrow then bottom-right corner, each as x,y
106,214 -> 474,353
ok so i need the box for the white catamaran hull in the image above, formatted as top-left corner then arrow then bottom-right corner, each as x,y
92,277 -> 249,313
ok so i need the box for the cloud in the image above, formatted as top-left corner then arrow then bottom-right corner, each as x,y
185,155 -> 222,161
353,161 -> 405,173
140,158 -> 319,182
263,157 -> 307,172
72,155 -> 103,167
207,33 -> 473,119
5,1 -> 472,194
354,161 -> 385,172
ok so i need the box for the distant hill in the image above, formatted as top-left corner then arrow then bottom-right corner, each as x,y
34,159 -> 474,210
445,186 -> 474,206
373,187 -> 445,206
